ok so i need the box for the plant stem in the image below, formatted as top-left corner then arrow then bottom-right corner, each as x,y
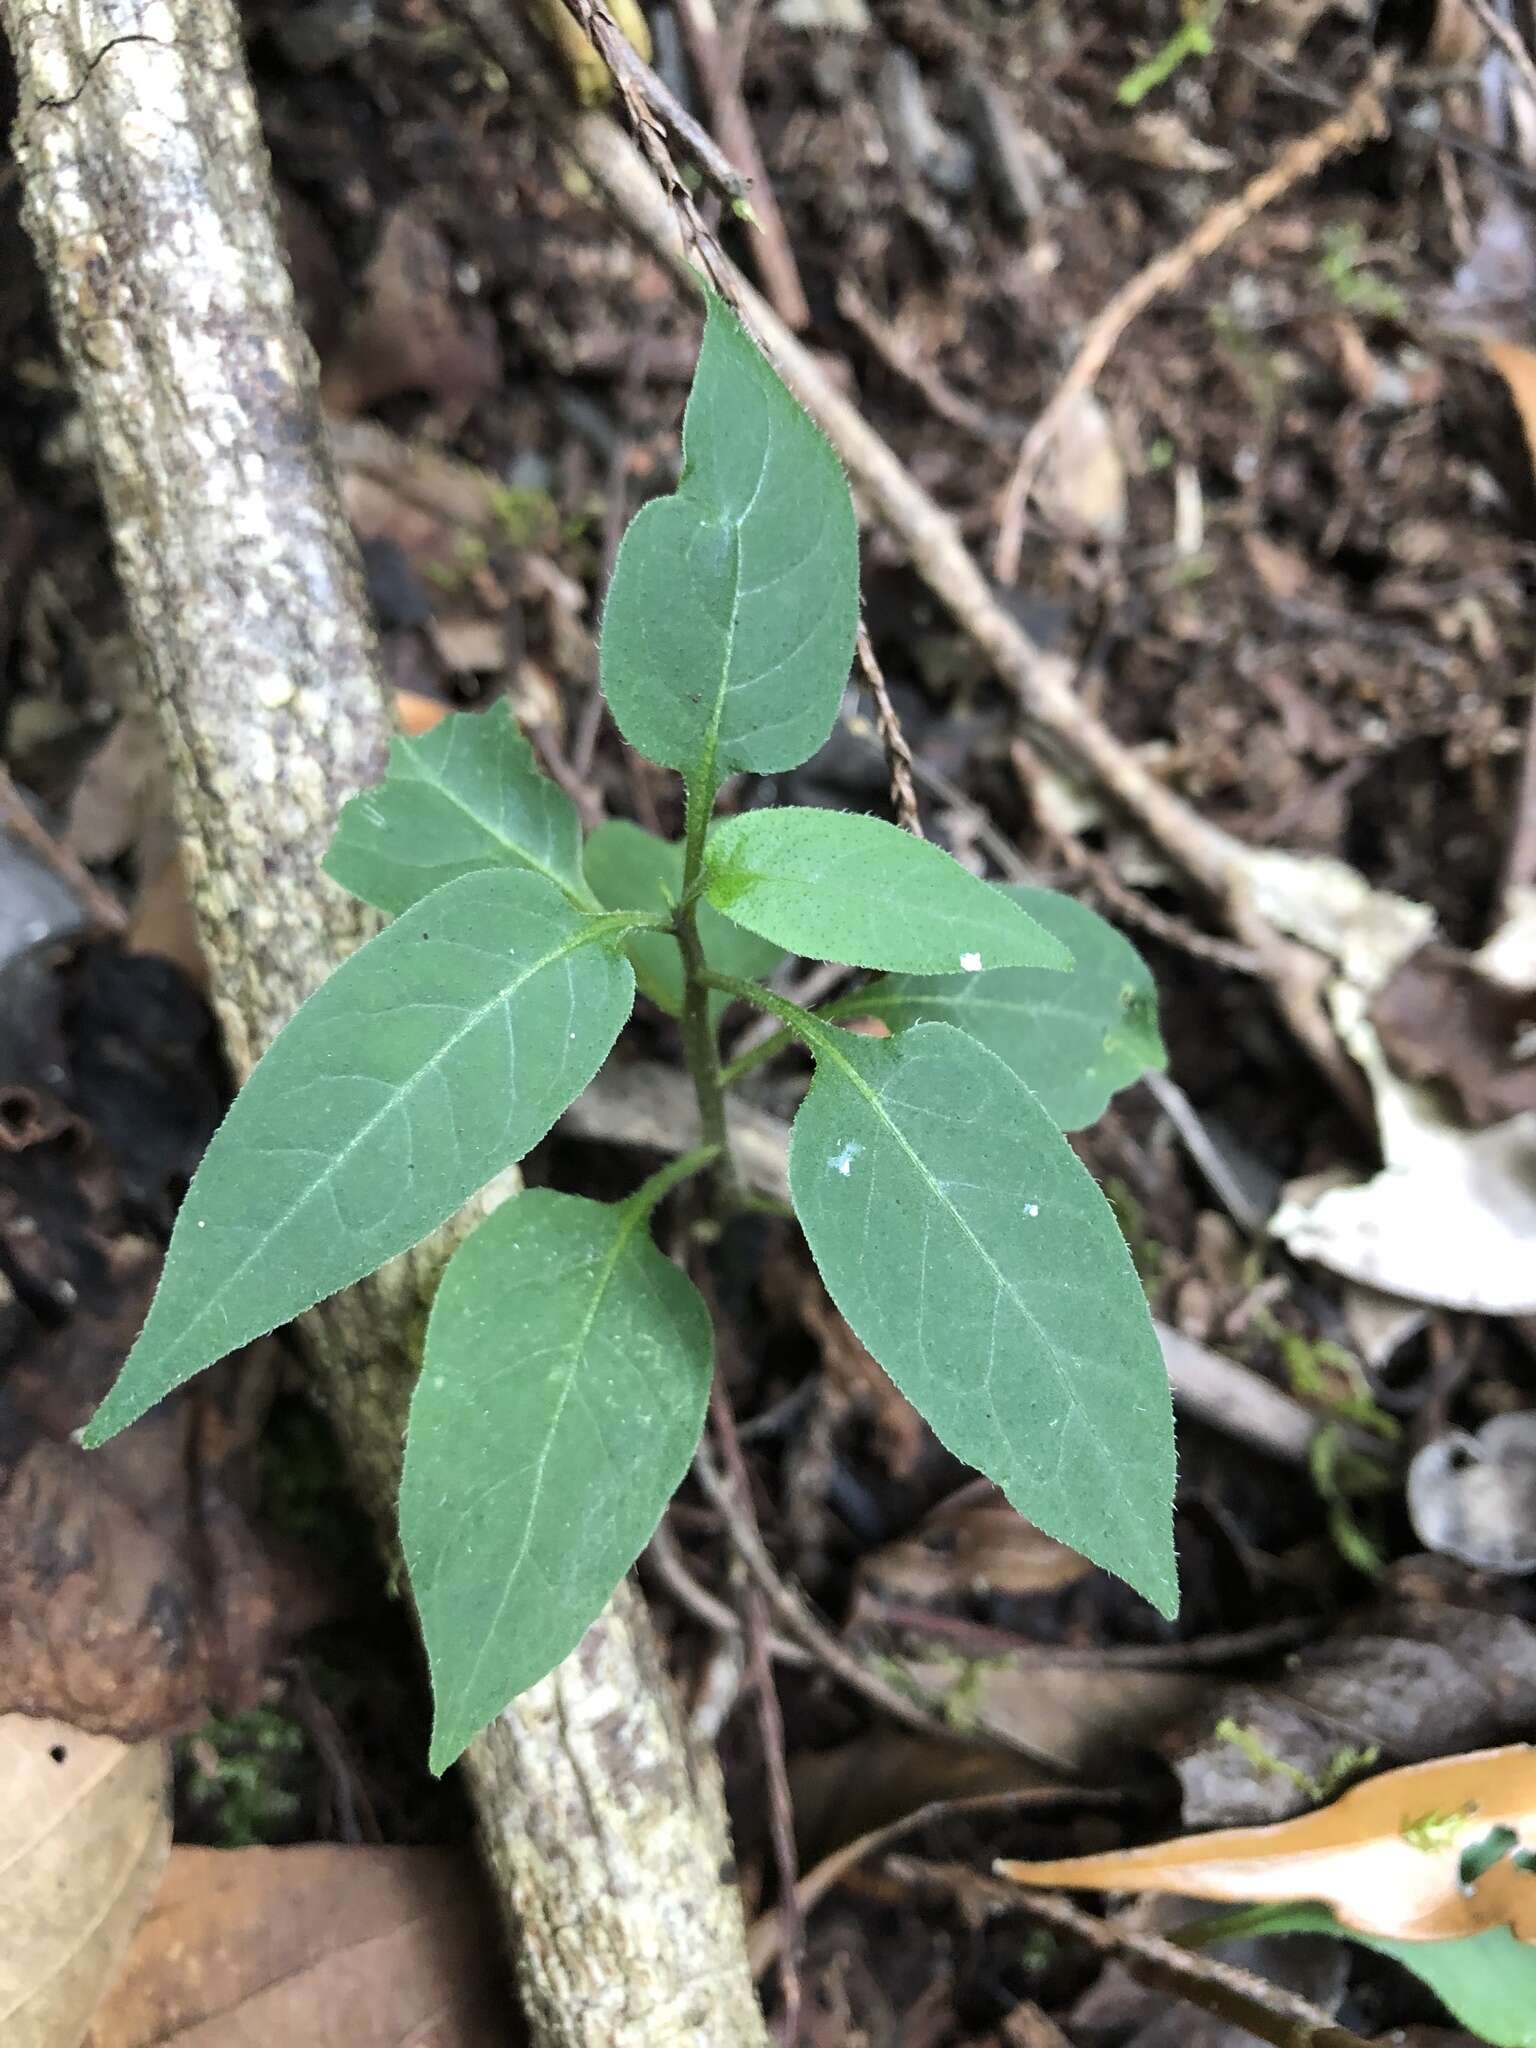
703,971 -> 825,1047
676,772 -> 741,1205
622,1143 -> 721,1223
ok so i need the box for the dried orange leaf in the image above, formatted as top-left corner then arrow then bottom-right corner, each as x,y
998,1744 -> 1536,1944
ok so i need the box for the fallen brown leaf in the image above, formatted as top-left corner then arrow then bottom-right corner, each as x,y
85,1844 -> 516,2047
322,205 -> 499,421
999,1745 -> 1536,1944
1371,941 -> 1536,1126
1,1715 -> 169,2048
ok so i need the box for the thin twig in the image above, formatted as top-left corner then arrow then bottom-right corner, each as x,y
992,51 -> 1398,586
888,1862 -> 1373,2048
708,1374 -> 803,2042
1010,737 -> 1262,975
837,279 -> 1009,442
564,0 -> 751,205
691,1446 -> 977,1749
1500,679 -> 1536,906
1465,0 -> 1536,119
644,1515 -> 811,1667
0,761 -> 128,936
855,623 -> 923,837
671,0 -> 809,329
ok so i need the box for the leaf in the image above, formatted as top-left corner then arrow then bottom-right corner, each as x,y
787,1020 -> 1176,1613
1192,1905 -> 1536,2048
86,871 -> 636,1444
851,887 -> 1163,1128
402,1189 -> 713,1770
88,1844 -> 507,2046
583,817 -> 783,1018
706,810 -> 1074,976
0,1716 -> 169,2048
324,703 -> 592,916
599,294 -> 859,786
997,1743 -> 1536,1944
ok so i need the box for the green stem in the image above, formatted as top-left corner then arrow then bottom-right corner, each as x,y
719,987 -> 882,1087
676,772 -> 742,1204
621,1143 -> 722,1224
701,972 -> 825,1048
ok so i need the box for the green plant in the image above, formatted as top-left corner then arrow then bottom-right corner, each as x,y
85,294 -> 1177,1771
1117,1 -> 1225,107
1317,222 -> 1407,321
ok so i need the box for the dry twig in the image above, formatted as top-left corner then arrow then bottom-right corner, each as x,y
706,1370 -> 804,2042
671,0 -> 810,329
992,51 -> 1398,586
856,624 -> 924,836
0,761 -> 128,938
691,1446 -> 971,1749
889,1862 -> 1373,2048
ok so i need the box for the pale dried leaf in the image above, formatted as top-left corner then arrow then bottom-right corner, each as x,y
0,1716 -> 169,2048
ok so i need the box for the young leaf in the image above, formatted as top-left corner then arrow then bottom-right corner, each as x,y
324,704 -> 592,915
705,809 -> 1074,975
85,871 -> 636,1445
787,1020 -> 1177,1613
584,817 -> 784,1018
851,887 -> 1164,1129
402,1189 -> 712,1771
600,295 -> 859,788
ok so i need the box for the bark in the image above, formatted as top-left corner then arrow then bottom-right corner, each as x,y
1,5 -> 767,2041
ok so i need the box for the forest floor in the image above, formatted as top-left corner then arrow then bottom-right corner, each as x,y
3,1 -> 1536,2042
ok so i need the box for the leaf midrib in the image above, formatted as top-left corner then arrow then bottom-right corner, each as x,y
803,1023 -> 1124,1489
442,1208 -> 646,1735
110,918 -> 622,1405
407,737 -> 599,912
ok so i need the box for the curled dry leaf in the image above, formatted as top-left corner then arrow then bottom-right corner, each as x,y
1271,983 -> 1536,1315
1,1715 -> 169,2048
999,1745 -> 1536,1944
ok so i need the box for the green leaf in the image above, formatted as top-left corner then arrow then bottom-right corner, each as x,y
600,294 -> 859,787
705,809 -> 1074,975
584,817 -> 784,1018
85,871 -> 636,1445
1191,1905 -> 1536,2047
852,887 -> 1164,1129
787,1020 -> 1177,1613
402,1188 -> 712,1772
323,704 -> 592,915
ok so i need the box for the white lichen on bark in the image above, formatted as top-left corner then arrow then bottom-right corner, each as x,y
2,5 -> 768,2039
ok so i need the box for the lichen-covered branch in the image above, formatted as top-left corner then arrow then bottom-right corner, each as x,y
1,5 -> 766,2040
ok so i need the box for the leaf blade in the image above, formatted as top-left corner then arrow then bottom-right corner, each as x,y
706,810 -> 1074,975
323,704 -> 591,915
854,887 -> 1164,1128
787,1021 -> 1177,1612
584,817 -> 784,1017
85,871 -> 635,1444
599,295 -> 859,783
402,1189 -> 712,1770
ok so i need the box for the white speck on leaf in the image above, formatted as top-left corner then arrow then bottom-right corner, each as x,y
960,951 -> 984,972
1024,1202 -> 1040,1218
829,1141 -> 863,1178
